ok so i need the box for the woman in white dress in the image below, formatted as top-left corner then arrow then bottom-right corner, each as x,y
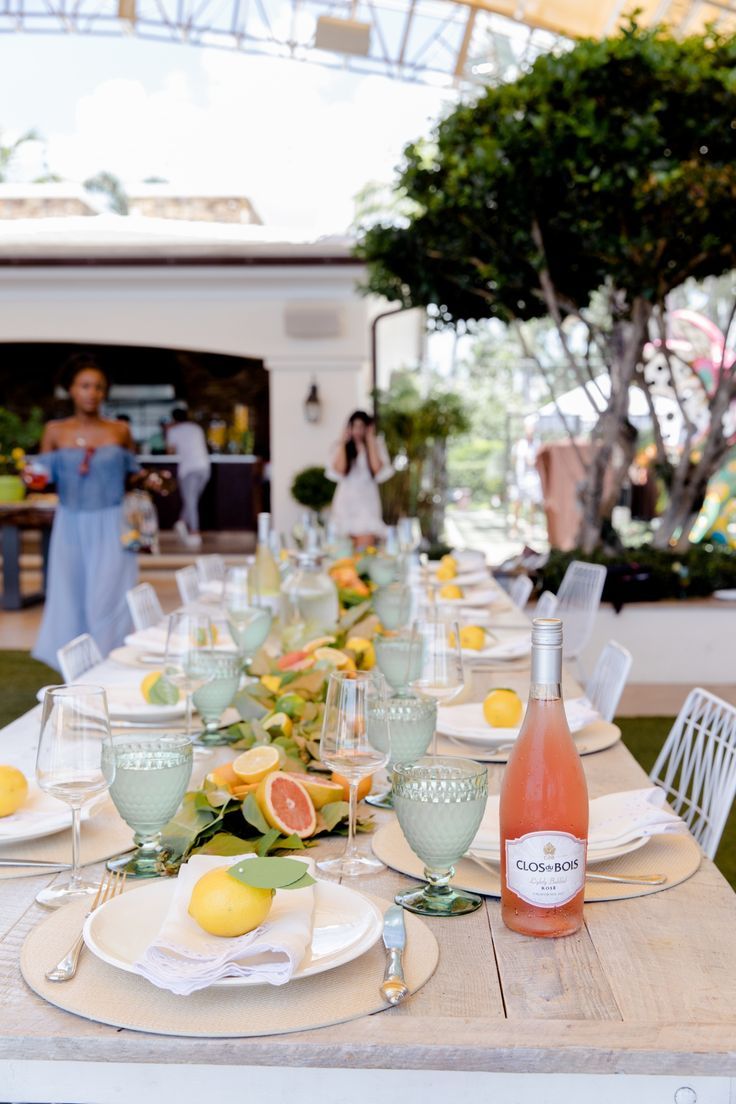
326,411 -> 393,549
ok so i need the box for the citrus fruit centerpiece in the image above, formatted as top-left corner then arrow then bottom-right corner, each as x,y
0,765 -> 28,817
483,689 -> 524,728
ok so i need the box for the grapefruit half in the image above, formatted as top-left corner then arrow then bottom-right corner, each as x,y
256,772 -> 317,838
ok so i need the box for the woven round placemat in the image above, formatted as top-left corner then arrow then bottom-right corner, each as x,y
435,720 -> 621,764
21,891 -> 438,1038
0,804 -> 133,879
372,819 -> 702,903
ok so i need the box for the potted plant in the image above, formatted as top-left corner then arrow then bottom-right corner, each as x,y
290,466 -> 336,521
0,407 -> 44,502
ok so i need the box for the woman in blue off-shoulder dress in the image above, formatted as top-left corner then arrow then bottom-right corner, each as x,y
32,359 -> 140,669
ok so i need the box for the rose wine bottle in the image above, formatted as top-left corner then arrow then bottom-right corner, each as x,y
500,617 -> 588,937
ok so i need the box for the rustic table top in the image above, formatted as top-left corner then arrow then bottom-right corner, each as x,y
1,589 -> 735,1079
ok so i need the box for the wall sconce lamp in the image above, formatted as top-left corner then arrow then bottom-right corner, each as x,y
304,379 -> 322,424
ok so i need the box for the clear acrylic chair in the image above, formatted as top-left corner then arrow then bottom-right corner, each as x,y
507,575 -> 533,609
650,687 -> 736,860
585,640 -> 632,723
534,590 -> 559,620
56,633 -> 103,682
556,560 -> 607,674
126,583 -> 164,632
175,565 -> 200,606
195,554 -> 226,585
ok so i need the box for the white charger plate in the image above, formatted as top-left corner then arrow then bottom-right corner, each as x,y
84,877 -> 384,989
438,699 -> 600,748
469,834 -> 650,867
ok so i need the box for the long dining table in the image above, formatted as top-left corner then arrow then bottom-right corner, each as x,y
1,585 -> 735,1104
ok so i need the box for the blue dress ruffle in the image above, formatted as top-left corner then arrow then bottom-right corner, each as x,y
33,446 -> 140,670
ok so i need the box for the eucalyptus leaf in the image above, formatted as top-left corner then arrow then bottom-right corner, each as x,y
242,793 -> 270,834
192,832 -> 258,856
256,828 -> 282,856
276,833 -> 306,850
319,800 -> 349,831
233,692 -> 269,722
338,600 -> 371,633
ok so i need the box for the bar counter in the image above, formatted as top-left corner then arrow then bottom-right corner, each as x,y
139,454 -> 264,531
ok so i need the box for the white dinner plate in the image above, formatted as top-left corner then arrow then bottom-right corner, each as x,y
0,784 -> 101,845
438,698 -> 600,748
124,626 -> 237,655
469,834 -> 650,867
36,685 -> 186,723
436,588 -> 498,608
84,877 -> 384,989
109,646 -> 161,669
431,569 -> 490,588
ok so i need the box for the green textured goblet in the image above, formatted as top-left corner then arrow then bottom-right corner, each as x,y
191,650 -> 242,745
392,756 -> 488,916
374,632 -> 422,696
367,554 -> 399,587
373,582 -> 412,631
365,695 -> 437,809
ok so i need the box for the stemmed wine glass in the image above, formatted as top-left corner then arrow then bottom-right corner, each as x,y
35,685 -> 113,908
163,613 -> 215,738
317,670 -> 389,878
223,566 -> 272,671
407,619 -> 465,753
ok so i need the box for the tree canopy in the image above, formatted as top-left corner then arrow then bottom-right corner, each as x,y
358,22 -> 736,327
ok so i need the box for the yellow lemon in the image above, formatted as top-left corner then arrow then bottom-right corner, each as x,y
313,647 -> 352,668
436,564 -> 456,582
483,689 -> 523,728
261,712 -> 294,739
140,672 -> 180,706
141,671 -> 162,702
0,766 -> 28,817
261,675 -> 282,695
459,625 -> 486,651
303,635 -> 337,654
346,636 -> 376,670
232,744 -> 282,784
188,867 -> 274,937
439,584 -> 463,600
440,554 -> 458,570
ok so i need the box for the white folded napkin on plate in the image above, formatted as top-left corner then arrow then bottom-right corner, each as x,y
124,624 -> 236,654
466,633 -> 530,662
439,696 -> 600,744
133,853 -> 316,995
472,787 -> 687,856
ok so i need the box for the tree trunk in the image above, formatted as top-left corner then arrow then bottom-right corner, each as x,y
577,299 -> 652,553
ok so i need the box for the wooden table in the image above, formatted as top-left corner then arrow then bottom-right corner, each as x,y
0,498 -> 55,610
1,600 -> 735,1103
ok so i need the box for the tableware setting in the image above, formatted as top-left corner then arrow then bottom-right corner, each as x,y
437,695 -> 601,750
0,780 -> 101,845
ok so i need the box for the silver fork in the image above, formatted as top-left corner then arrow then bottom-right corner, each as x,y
45,870 -> 127,983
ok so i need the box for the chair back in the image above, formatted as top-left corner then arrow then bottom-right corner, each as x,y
126,583 -> 164,632
507,575 -> 533,610
175,565 -> 200,605
196,555 -> 226,585
56,634 -> 103,682
534,590 -> 559,620
556,560 -> 606,661
585,640 -> 632,722
650,687 -> 736,860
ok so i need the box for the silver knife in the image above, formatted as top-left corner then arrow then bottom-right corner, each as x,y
380,904 -> 409,1006
0,858 -> 72,868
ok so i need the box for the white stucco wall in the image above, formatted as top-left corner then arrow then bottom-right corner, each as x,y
0,262 -> 377,530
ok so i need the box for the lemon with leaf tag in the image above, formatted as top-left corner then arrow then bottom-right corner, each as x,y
141,672 -> 180,706
188,867 -> 274,937
483,688 -> 523,728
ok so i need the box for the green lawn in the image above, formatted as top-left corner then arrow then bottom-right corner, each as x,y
0,652 -> 733,888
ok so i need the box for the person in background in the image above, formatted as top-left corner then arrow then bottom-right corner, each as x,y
32,356 -> 139,668
167,406 -> 211,549
147,418 -> 169,455
326,409 -> 393,550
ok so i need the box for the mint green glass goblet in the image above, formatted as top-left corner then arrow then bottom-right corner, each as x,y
392,756 -> 488,916
373,582 -> 412,631
365,695 -> 437,809
191,650 -> 242,745
103,733 -> 193,878
227,606 -> 272,670
368,554 -> 399,587
375,632 -> 422,696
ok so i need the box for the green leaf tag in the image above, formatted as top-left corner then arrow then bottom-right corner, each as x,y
227,857 -> 316,891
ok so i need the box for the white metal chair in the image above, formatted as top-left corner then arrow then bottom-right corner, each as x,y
126,583 -> 164,632
175,565 -> 200,606
507,575 -> 533,609
585,640 -> 632,723
534,590 -> 559,620
196,554 -> 226,585
56,634 -> 103,682
555,560 -> 607,670
650,687 -> 736,860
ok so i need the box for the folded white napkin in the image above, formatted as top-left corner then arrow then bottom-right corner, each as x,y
439,696 -> 600,743
472,787 -> 686,856
133,853 -> 316,996
124,624 -> 236,654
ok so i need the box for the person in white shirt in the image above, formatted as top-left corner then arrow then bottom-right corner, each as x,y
326,410 -> 393,550
166,408 -> 211,549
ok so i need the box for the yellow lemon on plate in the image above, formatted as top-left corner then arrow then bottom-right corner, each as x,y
232,744 -> 282,784
436,564 -> 456,582
439,584 -> 464,600
140,672 -> 180,706
459,625 -> 486,651
188,867 -> 274,937
0,766 -> 28,817
346,636 -> 376,670
483,689 -> 523,728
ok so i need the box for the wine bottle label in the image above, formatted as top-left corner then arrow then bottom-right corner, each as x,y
505,830 -> 586,908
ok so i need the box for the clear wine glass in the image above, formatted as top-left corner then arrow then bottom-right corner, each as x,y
408,618 -> 465,753
317,670 -> 389,878
163,613 -> 214,738
35,685 -> 113,908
